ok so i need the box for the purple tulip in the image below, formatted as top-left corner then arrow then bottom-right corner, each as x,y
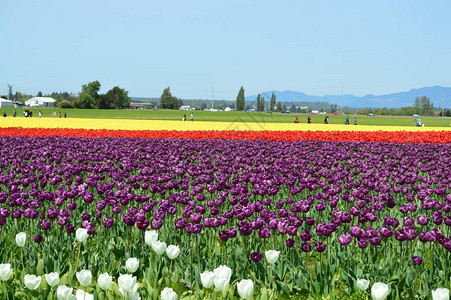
338,234 -> 352,245
300,229 -> 312,241
302,242 -> 312,252
251,252 -> 262,262
34,235 -> 43,243
412,256 -> 423,265
286,238 -> 295,248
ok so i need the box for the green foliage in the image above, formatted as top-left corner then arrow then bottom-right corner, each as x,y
256,94 -> 265,112
75,81 -> 101,109
58,100 -> 74,109
276,102 -> 282,112
270,93 -> 276,112
159,87 -> 180,109
236,86 -> 245,111
76,94 -> 97,109
413,96 -> 434,115
100,86 -> 131,109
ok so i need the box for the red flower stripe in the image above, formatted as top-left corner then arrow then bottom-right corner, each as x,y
0,127 -> 450,143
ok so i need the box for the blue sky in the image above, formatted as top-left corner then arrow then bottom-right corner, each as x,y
1,0 -> 450,99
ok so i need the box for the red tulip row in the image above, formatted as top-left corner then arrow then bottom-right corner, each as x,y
0,127 -> 450,143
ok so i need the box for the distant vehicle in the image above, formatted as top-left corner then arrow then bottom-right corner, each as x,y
151,107 -> 159,110
367,113 -> 375,116
413,114 -> 421,117
332,112 -> 340,115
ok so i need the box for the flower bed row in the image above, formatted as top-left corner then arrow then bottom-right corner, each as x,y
1,127 -> 451,143
0,136 -> 450,299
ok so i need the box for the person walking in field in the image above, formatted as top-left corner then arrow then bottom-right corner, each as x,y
2,111 -> 6,117
182,115 -> 186,121
324,116 -> 329,124
38,110 -> 42,117
59,112 -> 61,118
13,110 -> 16,117
354,117 -> 357,125
190,112 -> 194,121
345,115 -> 349,125
307,116 -> 312,124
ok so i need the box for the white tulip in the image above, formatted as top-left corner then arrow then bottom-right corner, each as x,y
76,269 -> 92,286
24,274 -> 42,290
45,272 -> 60,287
200,271 -> 215,289
76,289 -> 94,300
213,265 -> 232,291
15,232 -> 26,247
166,245 -> 180,260
237,279 -> 254,299
75,228 -> 89,243
118,274 -> 139,299
265,250 -> 280,264
118,274 -> 137,293
161,287 -> 178,300
0,263 -> 13,281
356,278 -> 370,291
432,288 -> 450,300
151,240 -> 167,255
56,285 -> 73,300
371,282 -> 390,300
97,272 -> 113,290
145,230 -> 158,246
126,257 -> 140,273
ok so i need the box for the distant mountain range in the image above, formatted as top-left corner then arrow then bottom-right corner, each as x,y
246,86 -> 451,109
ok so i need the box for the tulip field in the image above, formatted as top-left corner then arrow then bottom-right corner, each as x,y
0,117 -> 450,299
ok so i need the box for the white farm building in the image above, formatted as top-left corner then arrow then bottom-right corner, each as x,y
24,97 -> 56,108
0,99 -> 14,108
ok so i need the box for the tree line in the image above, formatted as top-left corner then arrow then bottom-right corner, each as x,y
3,84 -> 449,115
2,82 -> 131,109
356,96 -> 450,116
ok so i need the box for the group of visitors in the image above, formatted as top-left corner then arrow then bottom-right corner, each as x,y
1,110 -> 66,118
182,113 -> 194,121
293,115 -> 331,124
293,116 -> 315,124
345,115 -> 358,125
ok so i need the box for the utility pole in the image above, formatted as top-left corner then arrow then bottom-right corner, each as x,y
212,86 -> 214,109
442,85 -> 446,118
340,86 -> 343,114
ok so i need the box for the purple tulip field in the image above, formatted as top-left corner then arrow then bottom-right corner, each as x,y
0,135 -> 450,299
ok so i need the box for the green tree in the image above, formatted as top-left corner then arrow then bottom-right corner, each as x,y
275,102 -> 282,112
329,104 -> 338,114
7,85 -> 13,101
420,96 -> 434,115
76,81 -> 101,109
100,86 -> 131,109
290,104 -> 296,112
257,94 -> 261,111
236,86 -> 245,111
259,95 -> 265,111
270,93 -> 276,112
159,87 -> 180,109
256,94 -> 265,112
413,96 -> 434,115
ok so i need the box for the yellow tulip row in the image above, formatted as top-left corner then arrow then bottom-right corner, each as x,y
1,117 -> 450,132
